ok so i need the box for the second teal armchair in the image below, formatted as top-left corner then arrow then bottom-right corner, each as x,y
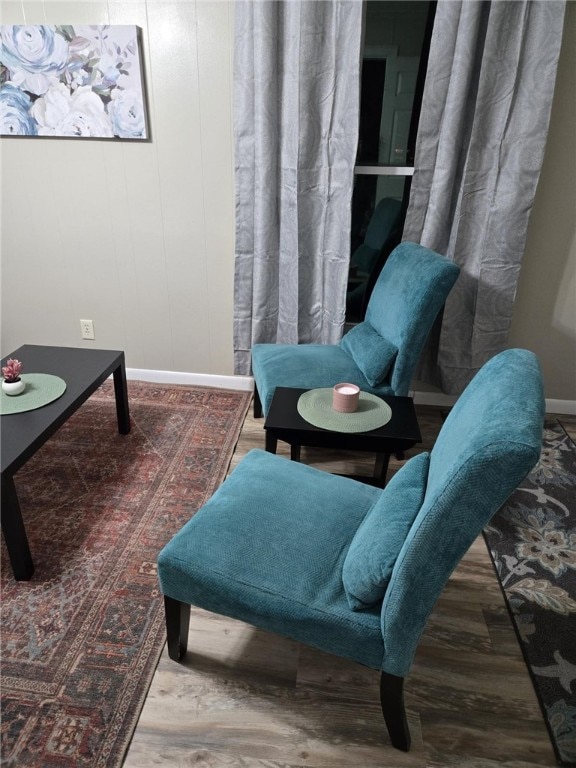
251,241 -> 460,417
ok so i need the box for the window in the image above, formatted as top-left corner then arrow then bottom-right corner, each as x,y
346,1 -> 436,324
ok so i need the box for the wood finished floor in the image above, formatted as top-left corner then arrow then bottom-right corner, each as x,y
124,405 -> 576,768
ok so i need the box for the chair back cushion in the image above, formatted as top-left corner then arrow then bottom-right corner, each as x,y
350,243 -> 380,275
339,323 -> 397,387
379,349 -> 545,677
342,452 -> 430,610
350,197 -> 403,275
364,198 -> 402,253
365,242 -> 460,395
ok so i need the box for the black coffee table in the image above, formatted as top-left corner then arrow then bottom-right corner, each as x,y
1,345 -> 130,580
264,387 -> 421,487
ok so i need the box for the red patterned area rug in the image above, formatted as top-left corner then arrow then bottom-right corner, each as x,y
1,381 -> 252,768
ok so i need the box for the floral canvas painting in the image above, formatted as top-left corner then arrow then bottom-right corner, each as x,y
0,25 -> 148,139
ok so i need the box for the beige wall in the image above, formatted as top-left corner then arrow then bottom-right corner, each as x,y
1,0 -> 236,375
1,1 -> 575,401
508,0 -> 576,403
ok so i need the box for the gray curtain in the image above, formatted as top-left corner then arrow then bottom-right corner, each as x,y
403,0 -> 566,394
233,0 -> 363,375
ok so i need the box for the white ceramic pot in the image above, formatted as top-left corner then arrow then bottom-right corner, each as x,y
2,378 -> 25,396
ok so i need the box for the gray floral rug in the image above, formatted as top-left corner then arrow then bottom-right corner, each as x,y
484,419 -> 576,766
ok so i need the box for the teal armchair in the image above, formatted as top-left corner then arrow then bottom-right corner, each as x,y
157,348 -> 544,751
251,241 -> 460,418
346,196 -> 403,320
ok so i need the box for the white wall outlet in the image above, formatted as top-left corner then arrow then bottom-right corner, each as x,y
80,319 -> 95,340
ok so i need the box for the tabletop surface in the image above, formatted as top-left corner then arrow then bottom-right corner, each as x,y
1,345 -> 125,475
264,386 -> 421,442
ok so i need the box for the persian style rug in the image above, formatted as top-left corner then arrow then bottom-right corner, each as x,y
1,381 -> 252,768
484,419 -> 576,767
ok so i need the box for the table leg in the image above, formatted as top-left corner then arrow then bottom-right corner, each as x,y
1,474 -> 34,580
265,431 -> 278,454
290,444 -> 301,462
374,453 -> 391,487
113,359 -> 131,434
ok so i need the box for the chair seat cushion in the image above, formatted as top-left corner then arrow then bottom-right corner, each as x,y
251,343 -> 394,416
157,450 -> 386,669
343,452 -> 430,610
339,323 -> 398,387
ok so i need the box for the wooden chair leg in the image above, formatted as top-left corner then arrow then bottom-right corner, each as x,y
164,595 -> 191,661
253,387 -> 263,418
380,671 -> 411,751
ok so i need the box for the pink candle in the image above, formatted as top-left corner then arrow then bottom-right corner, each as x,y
333,383 -> 360,413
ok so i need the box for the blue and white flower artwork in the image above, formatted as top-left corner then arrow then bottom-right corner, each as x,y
0,25 -> 148,139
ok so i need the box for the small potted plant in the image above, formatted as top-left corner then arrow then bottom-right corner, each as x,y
2,358 -> 25,396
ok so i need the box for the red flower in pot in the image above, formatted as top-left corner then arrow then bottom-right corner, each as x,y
2,358 -> 25,395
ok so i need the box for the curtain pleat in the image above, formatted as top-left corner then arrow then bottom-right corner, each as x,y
403,0 -> 566,394
233,0 -> 363,375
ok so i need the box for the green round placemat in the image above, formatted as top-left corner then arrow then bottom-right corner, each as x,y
0,373 -> 67,415
297,388 -> 392,433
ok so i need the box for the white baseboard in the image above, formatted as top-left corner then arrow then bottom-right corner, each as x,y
126,368 -> 254,392
544,399 -> 576,416
125,369 -> 574,415
411,390 -> 458,408
412,389 -> 575,415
